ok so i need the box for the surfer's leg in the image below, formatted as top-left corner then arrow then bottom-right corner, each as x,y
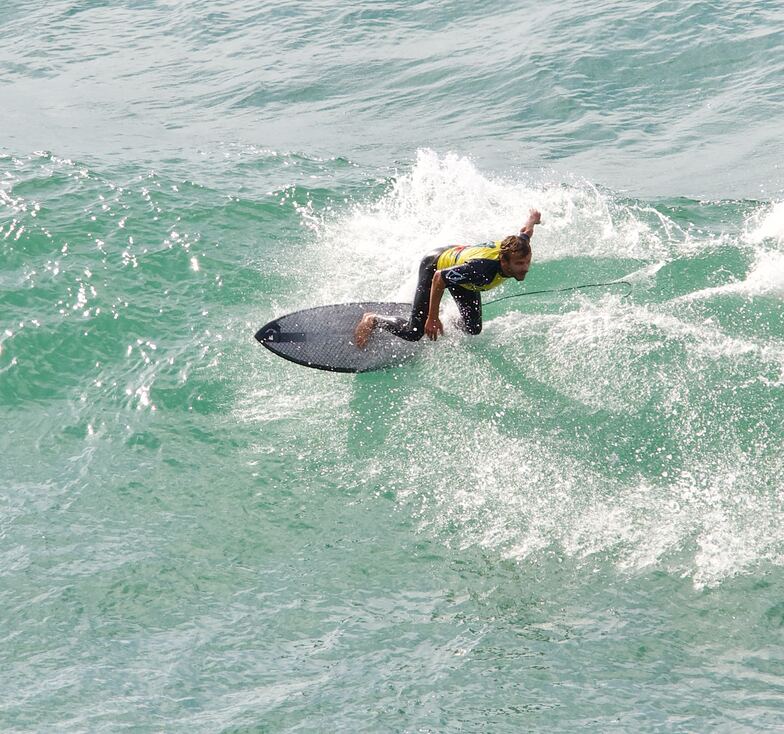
448,286 -> 482,335
356,249 -> 444,346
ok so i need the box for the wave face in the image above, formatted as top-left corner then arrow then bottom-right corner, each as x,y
239,149 -> 783,589
2,2 -> 784,732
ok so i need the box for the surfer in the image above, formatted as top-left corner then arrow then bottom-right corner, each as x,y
354,208 -> 541,347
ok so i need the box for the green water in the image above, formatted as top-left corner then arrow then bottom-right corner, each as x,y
2,2 -> 784,731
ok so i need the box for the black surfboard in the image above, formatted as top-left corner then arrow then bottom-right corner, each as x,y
255,302 -> 419,373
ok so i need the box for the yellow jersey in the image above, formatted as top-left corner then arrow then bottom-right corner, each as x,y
436,242 -> 507,292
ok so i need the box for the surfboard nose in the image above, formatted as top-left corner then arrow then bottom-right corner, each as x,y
255,324 -> 280,343
256,322 -> 307,344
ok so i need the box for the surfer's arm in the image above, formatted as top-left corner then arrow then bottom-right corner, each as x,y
521,208 -> 541,238
424,270 -> 446,340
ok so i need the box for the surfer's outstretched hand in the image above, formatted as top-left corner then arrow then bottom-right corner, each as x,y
527,208 -> 542,226
425,316 -> 444,341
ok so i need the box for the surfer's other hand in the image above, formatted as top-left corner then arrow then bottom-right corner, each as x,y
528,208 -> 542,225
425,317 -> 444,341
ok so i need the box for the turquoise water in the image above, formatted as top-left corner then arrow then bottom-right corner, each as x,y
2,2 -> 784,731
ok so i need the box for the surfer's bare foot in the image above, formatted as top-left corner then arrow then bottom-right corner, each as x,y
354,313 -> 377,349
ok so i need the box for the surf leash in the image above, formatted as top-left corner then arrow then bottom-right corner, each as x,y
485,280 -> 632,307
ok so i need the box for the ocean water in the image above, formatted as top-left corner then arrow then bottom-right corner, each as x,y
2,1 -> 784,731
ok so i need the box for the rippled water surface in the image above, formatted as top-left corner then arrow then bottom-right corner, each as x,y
2,2 -> 784,731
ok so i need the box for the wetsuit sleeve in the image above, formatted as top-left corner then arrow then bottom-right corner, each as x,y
441,259 -> 500,288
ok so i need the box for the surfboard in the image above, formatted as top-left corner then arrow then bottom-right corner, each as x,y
255,302 -> 419,373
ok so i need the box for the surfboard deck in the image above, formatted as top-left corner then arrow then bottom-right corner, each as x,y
255,302 -> 419,373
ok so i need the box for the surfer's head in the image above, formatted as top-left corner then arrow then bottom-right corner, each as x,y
500,234 -> 532,281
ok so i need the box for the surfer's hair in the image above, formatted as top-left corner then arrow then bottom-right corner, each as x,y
500,233 -> 531,259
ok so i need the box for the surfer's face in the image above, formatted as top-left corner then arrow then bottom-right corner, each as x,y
502,252 -> 532,281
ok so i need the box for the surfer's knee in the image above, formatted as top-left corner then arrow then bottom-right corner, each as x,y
462,321 -> 482,335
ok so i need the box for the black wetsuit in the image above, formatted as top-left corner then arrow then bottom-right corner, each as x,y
376,244 -> 507,341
